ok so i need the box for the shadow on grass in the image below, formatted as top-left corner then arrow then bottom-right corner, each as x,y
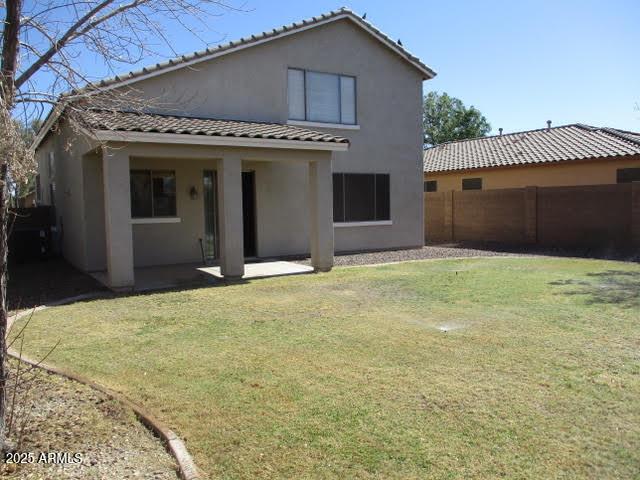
550,270 -> 640,309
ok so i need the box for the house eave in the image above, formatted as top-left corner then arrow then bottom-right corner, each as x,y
90,129 -> 350,151
31,104 -> 64,152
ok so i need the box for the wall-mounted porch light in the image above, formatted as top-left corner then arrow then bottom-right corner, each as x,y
189,186 -> 198,200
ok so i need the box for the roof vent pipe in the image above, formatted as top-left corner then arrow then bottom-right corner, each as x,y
547,120 -> 552,130
499,128 -> 503,136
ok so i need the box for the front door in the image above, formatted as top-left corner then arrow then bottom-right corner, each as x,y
242,171 -> 257,257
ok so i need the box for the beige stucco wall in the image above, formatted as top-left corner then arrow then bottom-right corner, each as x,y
35,124 -> 94,270
37,17 -> 427,271
127,157 -> 312,268
79,142 -> 331,270
82,151 -> 106,271
115,18 -> 426,255
425,155 -> 640,191
128,156 -> 216,267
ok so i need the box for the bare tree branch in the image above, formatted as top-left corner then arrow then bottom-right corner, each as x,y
14,0 -> 114,89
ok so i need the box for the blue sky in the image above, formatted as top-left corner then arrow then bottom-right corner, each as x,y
25,0 -> 640,133
209,0 -> 639,134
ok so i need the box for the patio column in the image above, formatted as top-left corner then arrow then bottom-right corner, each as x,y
217,155 -> 244,279
102,146 -> 134,290
309,156 -> 334,272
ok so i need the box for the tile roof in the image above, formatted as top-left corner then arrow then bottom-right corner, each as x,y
82,109 -> 349,144
423,124 -> 640,173
74,7 -> 435,94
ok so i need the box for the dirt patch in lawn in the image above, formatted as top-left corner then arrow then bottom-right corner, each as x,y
1,359 -> 177,479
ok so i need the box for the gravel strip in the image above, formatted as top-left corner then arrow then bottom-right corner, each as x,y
295,243 -> 639,268
295,245 -> 513,267
1,360 -> 178,479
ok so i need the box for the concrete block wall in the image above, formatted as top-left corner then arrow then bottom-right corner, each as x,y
425,183 -> 639,250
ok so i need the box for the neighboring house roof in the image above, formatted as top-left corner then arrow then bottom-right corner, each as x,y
423,124 -> 640,173
83,109 -> 349,144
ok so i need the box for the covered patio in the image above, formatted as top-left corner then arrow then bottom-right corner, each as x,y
80,110 -> 349,291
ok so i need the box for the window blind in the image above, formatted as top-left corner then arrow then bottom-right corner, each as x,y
333,173 -> 390,222
288,68 -> 356,125
287,69 -> 305,120
339,76 -> 356,124
306,71 -> 341,124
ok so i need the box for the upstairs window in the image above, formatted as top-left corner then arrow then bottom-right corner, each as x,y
462,178 -> 482,190
617,168 -> 640,183
130,170 -> 176,218
333,173 -> 390,223
288,68 -> 356,125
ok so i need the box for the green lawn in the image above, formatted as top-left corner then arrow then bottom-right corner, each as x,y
12,257 -> 640,479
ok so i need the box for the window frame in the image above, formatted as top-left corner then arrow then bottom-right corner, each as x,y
130,169 -> 177,219
287,68 -> 357,126
333,172 -> 391,224
287,68 -> 306,121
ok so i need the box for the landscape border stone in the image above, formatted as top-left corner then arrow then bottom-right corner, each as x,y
7,293 -> 203,480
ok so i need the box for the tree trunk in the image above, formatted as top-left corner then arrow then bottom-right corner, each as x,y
0,164 -> 8,451
1,0 -> 24,452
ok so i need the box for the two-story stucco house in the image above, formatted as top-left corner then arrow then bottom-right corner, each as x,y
32,8 -> 435,290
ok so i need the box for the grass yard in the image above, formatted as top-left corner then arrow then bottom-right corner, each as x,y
12,257 -> 640,479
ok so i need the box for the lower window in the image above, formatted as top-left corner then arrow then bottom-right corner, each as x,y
333,173 -> 390,222
130,170 -> 177,218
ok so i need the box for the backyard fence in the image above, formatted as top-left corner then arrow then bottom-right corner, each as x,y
424,183 -> 640,250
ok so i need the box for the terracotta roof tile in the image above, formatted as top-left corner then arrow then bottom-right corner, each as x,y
423,124 -> 640,173
83,109 -> 349,144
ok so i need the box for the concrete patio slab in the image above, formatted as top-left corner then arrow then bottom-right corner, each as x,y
90,260 -> 314,292
198,261 -> 313,280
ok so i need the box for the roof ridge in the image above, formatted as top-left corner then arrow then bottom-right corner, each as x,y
598,127 -> 640,146
72,7 -> 434,94
572,123 -> 640,147
425,123 -> 588,150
